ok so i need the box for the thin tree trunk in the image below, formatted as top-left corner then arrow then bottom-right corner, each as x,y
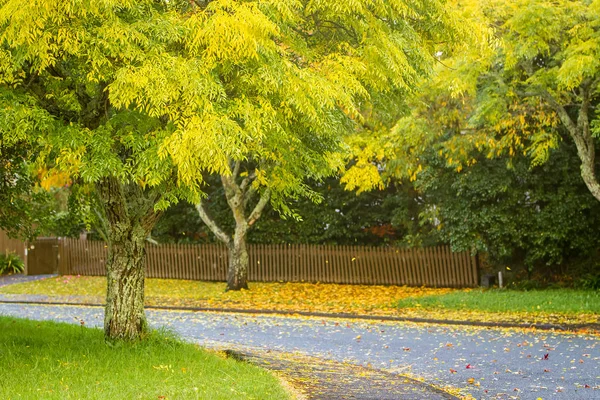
196,167 -> 271,292
227,232 -> 249,291
544,88 -> 600,202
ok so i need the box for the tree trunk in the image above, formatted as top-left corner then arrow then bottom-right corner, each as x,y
544,88 -> 600,202
104,225 -> 148,340
227,231 -> 249,291
196,168 -> 270,292
97,177 -> 161,341
577,148 -> 600,202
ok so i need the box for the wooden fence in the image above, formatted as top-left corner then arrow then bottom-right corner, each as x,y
0,230 -> 27,270
59,239 -> 479,288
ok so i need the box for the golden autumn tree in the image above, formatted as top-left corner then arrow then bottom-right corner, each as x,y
350,0 -> 600,203
0,0 -> 465,338
183,0 -> 468,290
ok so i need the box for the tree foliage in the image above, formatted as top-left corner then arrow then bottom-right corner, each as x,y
379,0 -> 600,201
415,138 -> 600,276
170,0 -> 469,289
0,90 -> 57,238
337,0 -> 600,280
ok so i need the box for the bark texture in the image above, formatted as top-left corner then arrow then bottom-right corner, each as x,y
227,231 -> 249,290
104,227 -> 147,340
196,161 -> 270,291
97,177 -> 162,340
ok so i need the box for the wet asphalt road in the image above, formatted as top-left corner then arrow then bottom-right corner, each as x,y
0,303 -> 598,399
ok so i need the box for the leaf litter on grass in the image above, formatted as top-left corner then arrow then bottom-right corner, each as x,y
1,276 -> 599,329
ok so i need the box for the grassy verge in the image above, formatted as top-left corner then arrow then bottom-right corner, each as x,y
0,316 -> 290,400
395,289 -> 600,315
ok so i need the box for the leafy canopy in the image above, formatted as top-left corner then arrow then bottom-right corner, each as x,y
379,0 -> 600,201
0,0 -> 467,212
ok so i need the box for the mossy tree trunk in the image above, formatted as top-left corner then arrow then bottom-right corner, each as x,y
97,177 -> 162,341
196,161 -> 270,291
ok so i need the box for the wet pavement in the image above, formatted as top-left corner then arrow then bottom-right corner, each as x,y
0,274 -> 56,287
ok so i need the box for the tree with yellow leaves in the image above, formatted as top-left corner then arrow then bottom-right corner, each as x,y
380,0 -> 600,202
185,0 -> 469,290
0,0 -> 464,338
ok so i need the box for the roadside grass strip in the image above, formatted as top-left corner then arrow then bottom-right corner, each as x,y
395,289 -> 600,315
0,316 -> 290,399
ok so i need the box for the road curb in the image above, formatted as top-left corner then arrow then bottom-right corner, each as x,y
0,298 -> 598,332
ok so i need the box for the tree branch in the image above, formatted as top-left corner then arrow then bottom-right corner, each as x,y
243,185 -> 258,208
540,91 -> 579,137
232,160 -> 241,181
239,171 -> 255,192
433,57 -> 456,71
95,177 -> 128,227
541,86 -> 600,201
195,201 -> 231,245
576,84 -> 593,157
220,173 -> 239,200
247,189 -> 271,227
140,203 -> 163,233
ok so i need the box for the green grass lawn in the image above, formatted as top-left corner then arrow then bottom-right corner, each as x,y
395,289 -> 600,315
0,317 -> 290,400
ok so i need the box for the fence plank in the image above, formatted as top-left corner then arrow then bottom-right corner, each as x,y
460,250 -> 471,287
450,246 -> 461,287
431,246 -> 439,286
334,245 -> 342,284
193,244 -> 201,281
402,248 -> 410,285
419,248 -> 428,286
432,247 -> 441,287
445,247 -> 454,286
410,247 -> 420,286
406,248 -> 416,286
400,248 -> 408,285
434,246 -> 445,287
306,244 -> 313,283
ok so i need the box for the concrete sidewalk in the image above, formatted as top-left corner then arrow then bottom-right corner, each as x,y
227,348 -> 457,400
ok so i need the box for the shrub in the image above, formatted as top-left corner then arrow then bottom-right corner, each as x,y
0,251 -> 25,275
577,273 -> 600,291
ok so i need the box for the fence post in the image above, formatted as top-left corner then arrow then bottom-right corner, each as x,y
474,251 -> 480,287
